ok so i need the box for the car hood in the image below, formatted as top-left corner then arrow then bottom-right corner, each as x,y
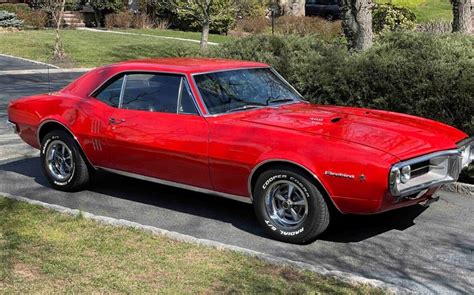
239,103 -> 467,160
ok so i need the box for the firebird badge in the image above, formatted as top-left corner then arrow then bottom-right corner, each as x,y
324,171 -> 355,180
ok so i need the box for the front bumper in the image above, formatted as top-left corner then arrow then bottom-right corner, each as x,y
389,137 -> 473,198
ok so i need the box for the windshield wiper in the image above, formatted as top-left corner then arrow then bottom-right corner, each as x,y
266,98 -> 295,105
225,105 -> 263,113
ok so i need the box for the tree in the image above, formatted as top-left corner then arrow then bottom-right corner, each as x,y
279,0 -> 305,16
339,0 -> 373,51
171,0 -> 236,49
42,0 -> 67,60
451,0 -> 472,33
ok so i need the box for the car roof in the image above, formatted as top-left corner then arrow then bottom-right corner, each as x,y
109,58 -> 269,74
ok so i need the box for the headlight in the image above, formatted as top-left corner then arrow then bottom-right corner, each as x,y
400,165 -> 411,183
389,167 -> 400,186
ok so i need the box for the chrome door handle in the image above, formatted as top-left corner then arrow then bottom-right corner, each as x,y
109,118 -> 125,125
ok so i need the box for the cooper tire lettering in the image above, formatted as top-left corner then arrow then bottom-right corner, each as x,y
253,167 -> 330,244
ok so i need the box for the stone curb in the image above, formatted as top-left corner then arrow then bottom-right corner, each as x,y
0,192 -> 412,294
441,182 -> 474,196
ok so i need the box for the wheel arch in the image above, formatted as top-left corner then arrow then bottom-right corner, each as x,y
248,159 -> 342,213
37,120 -> 95,169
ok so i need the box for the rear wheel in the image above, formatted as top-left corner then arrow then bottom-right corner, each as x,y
41,130 -> 89,192
253,167 -> 330,244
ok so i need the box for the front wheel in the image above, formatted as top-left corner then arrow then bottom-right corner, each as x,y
253,168 -> 330,244
41,130 -> 90,192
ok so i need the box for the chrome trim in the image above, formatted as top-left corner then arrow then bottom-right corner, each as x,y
117,74 -> 127,109
389,149 -> 462,197
36,119 -> 97,169
190,67 -> 304,117
457,136 -> 474,148
7,120 -> 18,134
393,150 -> 461,168
247,159 -> 341,212
176,77 -> 183,113
99,167 -> 252,204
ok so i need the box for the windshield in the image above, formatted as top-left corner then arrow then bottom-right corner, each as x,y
193,68 -> 301,115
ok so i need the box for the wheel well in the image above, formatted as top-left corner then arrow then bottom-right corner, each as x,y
249,161 -> 341,213
38,122 -> 71,144
38,121 -> 95,169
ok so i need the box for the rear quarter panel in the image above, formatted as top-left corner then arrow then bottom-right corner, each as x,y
8,92 -> 113,167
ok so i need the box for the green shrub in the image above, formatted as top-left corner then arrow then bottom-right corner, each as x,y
0,3 -> 30,14
373,3 -> 417,34
173,0 -> 236,34
209,32 -> 474,135
0,10 -> 23,28
0,3 -> 47,28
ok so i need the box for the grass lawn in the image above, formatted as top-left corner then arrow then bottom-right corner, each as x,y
0,29 -> 203,68
375,0 -> 452,22
112,28 -> 232,44
0,197 -> 382,294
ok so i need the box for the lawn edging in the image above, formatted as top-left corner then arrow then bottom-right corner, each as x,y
76,27 -> 219,46
0,192 -> 412,294
0,68 -> 93,76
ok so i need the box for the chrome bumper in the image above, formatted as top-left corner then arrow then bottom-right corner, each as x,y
6,120 -> 18,134
390,149 -> 463,197
389,136 -> 473,198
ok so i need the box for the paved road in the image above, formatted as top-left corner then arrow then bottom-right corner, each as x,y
0,71 -> 83,162
0,57 -> 473,294
0,55 -> 51,71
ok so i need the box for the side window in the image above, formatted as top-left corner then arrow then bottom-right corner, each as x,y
94,76 -> 124,107
121,74 -> 181,113
179,80 -> 198,115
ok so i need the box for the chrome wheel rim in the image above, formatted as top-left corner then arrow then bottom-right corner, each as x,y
264,180 -> 309,229
46,140 -> 74,181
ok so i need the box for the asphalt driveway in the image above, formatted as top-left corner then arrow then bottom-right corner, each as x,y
0,58 -> 473,294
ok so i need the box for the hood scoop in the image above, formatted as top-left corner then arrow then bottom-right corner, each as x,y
331,117 -> 341,123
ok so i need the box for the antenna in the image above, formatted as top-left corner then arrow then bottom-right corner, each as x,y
47,64 -> 51,94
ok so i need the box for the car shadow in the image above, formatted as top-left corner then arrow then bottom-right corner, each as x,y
1,157 -> 428,243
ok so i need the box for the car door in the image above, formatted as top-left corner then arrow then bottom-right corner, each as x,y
102,72 -> 212,189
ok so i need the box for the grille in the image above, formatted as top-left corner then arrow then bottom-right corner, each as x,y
410,160 -> 430,178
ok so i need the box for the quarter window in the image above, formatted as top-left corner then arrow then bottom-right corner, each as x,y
95,76 -> 124,107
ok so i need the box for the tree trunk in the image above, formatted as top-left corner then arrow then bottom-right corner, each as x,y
94,10 -> 101,28
451,0 -> 472,33
200,20 -> 210,50
53,0 -> 66,61
279,0 -> 305,16
339,0 -> 373,51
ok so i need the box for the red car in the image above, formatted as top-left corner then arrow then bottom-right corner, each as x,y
7,58 -> 473,243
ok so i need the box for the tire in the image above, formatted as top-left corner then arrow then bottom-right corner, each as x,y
40,130 -> 89,192
253,167 -> 330,244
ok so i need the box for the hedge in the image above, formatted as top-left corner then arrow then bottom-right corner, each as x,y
209,32 -> 474,135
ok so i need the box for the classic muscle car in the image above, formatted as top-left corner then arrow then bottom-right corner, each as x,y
7,58 -> 473,243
